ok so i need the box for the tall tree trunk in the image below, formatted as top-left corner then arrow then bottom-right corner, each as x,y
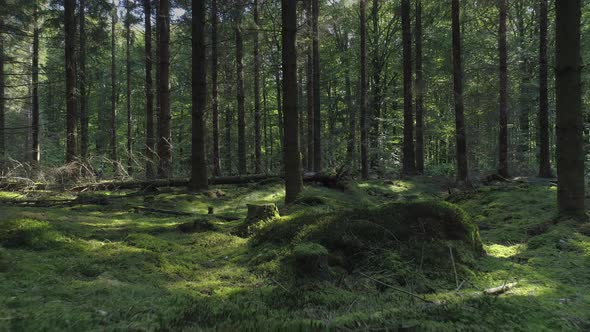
344,63 -> 355,166
0,26 -> 4,166
65,0 -> 78,163
555,0 -> 584,216
126,0 -> 133,174
110,0 -> 118,168
451,0 -> 468,183
401,0 -> 416,175
157,0 -> 172,178
263,74 -> 269,171
370,0 -> 381,171
211,0 -> 221,176
253,0 -> 262,174
306,0 -> 314,171
144,0 -> 155,179
312,0 -> 321,172
282,0 -> 302,203
235,5 -> 246,175
275,69 -> 284,160
189,0 -> 208,191
414,0 -> 424,173
31,5 -> 40,164
360,0 -> 369,179
79,0 -> 88,160
538,0 -> 551,178
498,0 -> 509,178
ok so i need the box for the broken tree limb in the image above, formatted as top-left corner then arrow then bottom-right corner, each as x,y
483,282 -> 518,295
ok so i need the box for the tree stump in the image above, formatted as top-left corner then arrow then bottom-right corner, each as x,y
292,243 -> 329,278
246,204 -> 279,223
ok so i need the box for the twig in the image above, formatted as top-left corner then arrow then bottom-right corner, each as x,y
359,272 -> 433,303
449,246 -> 459,289
455,280 -> 466,292
269,276 -> 289,293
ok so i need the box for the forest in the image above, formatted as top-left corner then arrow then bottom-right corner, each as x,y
0,0 -> 589,330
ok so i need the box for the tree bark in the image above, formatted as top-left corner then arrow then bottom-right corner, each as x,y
189,0 -> 208,191
157,0 -> 172,178
126,0 -> 133,174
498,0 -> 509,178
253,0 -> 262,174
538,0 -> 551,178
312,0 -> 321,172
401,0 -> 416,175
451,0 -> 468,183
79,0 -> 89,161
211,0 -> 221,176
65,0 -> 78,163
144,0 -> 156,179
360,0 -> 369,179
370,0 -> 381,171
414,0 -> 424,173
0,26 -> 4,165
31,5 -> 40,164
282,0 -> 303,203
110,0 -> 118,168
306,0 -> 314,172
235,4 -> 246,175
555,0 -> 584,216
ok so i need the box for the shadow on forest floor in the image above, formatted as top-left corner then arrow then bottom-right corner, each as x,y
0,177 -> 589,331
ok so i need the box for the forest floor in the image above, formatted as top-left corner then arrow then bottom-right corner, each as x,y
0,176 -> 589,331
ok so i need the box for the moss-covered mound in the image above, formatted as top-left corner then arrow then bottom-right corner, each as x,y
253,201 -> 483,287
0,219 -> 69,250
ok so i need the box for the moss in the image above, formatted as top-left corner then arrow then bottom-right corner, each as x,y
290,243 -> 330,278
0,247 -> 7,272
0,219 -> 70,250
125,233 -> 178,252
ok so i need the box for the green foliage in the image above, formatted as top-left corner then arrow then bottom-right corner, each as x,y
0,219 -> 70,250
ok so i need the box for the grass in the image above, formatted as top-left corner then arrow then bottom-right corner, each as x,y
0,178 -> 589,331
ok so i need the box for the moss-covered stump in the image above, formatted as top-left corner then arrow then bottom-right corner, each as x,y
290,243 -> 330,278
246,204 -> 280,223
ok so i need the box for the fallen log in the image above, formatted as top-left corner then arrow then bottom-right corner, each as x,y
483,282 -> 518,296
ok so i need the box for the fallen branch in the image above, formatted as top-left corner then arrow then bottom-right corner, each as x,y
359,272 -> 433,303
483,282 -> 518,296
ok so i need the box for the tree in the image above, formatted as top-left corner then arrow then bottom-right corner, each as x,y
211,0 -> 221,176
65,0 -> 77,163
0,18 -> 4,165
235,2 -> 246,175
498,0 -> 509,178
312,0 -> 321,172
144,0 -> 155,179
538,0 -> 551,178
401,0 -> 416,175
555,0 -> 584,216
451,0 -> 468,183
414,0 -> 424,173
31,3 -> 40,164
253,0 -> 262,174
189,0 -> 208,191
125,0 -> 133,174
110,0 -> 118,167
282,0 -> 302,203
360,0 -> 369,179
79,0 -> 88,160
306,0 -> 314,171
157,0 -> 172,178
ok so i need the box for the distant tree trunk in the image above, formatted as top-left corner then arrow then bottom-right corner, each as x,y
555,0 -> 584,217
211,0 -> 221,176
189,0 -> 208,191
31,5 -> 40,164
0,27 -> 4,165
263,75 -> 269,170
110,0 -> 118,168
414,0 -> 424,173
306,0 -> 314,171
282,0 -> 303,203
65,0 -> 78,163
370,0 -> 381,171
235,4 -> 246,175
345,62 -> 355,166
126,0 -> 133,174
144,0 -> 155,179
498,0 -> 509,178
360,0 -> 369,179
253,0 -> 262,174
538,0 -> 551,178
275,69 -> 284,158
312,0 -> 321,172
157,0 -> 172,178
451,0 -> 468,183
401,0 -> 416,175
79,0 -> 88,161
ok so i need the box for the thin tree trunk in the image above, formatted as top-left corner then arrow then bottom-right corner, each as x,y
157,0 -> 172,178
306,0 -> 314,171
253,0 -> 262,174
451,0 -> 468,183
414,0 -> 424,173
498,0 -> 509,178
235,5 -> 246,175
0,26 -> 4,166
110,0 -> 118,168
275,69 -> 284,157
211,0 -> 221,176
360,0 -> 369,179
126,0 -> 133,174
555,0 -> 584,216
31,5 -> 40,164
65,0 -> 78,163
538,0 -> 551,178
79,0 -> 88,160
263,74 -> 269,171
144,0 -> 155,179
370,0 -> 381,171
189,0 -> 208,191
401,0 -> 416,175
312,0 -> 321,172
282,0 -> 302,203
